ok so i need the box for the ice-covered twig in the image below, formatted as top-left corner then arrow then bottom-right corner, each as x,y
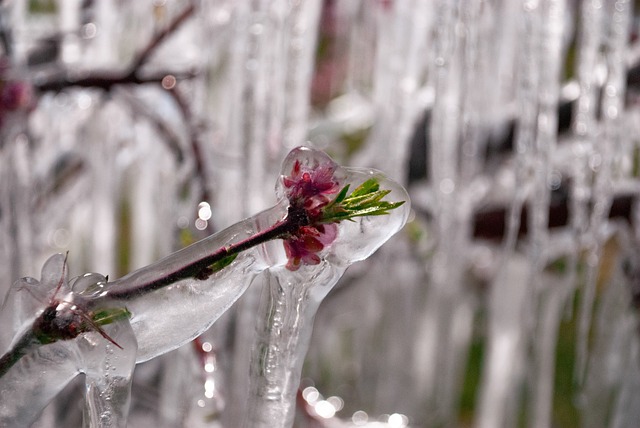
34,2 -> 197,94
34,69 -> 198,93
128,2 -> 196,72
244,148 -> 409,427
0,254 -> 138,426
0,146 -> 409,426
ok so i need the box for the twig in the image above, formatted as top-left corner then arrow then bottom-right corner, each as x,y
128,2 -> 196,73
34,2 -> 197,94
167,85 -> 212,203
0,330 -> 37,378
35,69 -> 197,93
105,203 -> 309,300
119,89 -> 185,163
0,4 -> 13,58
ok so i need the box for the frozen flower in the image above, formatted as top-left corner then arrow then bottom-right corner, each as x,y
283,159 -> 341,222
283,223 -> 338,271
281,159 -> 342,270
280,156 -> 405,271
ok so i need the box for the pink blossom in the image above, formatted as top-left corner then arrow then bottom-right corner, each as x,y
283,223 -> 338,271
282,159 -> 341,270
1,81 -> 32,111
283,159 -> 340,221
0,80 -> 34,127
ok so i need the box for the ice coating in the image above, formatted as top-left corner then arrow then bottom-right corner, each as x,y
103,202 -> 288,362
0,254 -> 137,427
244,167 -> 409,427
244,147 -> 410,427
104,146 -> 408,362
0,146 -> 410,426
245,266 -> 345,427
327,167 -> 409,264
277,146 -> 410,268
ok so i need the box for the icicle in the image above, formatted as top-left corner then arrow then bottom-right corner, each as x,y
581,239 -> 639,428
529,0 -> 564,254
82,329 -> 137,428
204,3 -> 323,425
576,0 -> 632,385
566,1 -> 604,363
128,121 -> 177,271
527,3 -> 567,428
2,133 -> 35,283
413,2 -> 486,423
244,268 -> 343,427
478,1 -> 567,426
476,257 -> 530,428
570,0 -> 603,239
413,0 -> 462,418
280,0 -> 323,152
530,273 -> 574,428
357,0 -> 434,182
212,0 -> 322,222
503,0 -> 541,253
87,101 -> 119,276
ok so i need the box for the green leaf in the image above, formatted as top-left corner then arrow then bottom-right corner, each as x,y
208,253 -> 238,274
320,178 -> 405,224
343,189 -> 391,208
92,307 -> 132,326
334,184 -> 350,204
350,178 -> 380,198
324,185 -> 350,211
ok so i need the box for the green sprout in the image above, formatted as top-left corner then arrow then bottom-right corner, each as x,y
320,178 -> 405,223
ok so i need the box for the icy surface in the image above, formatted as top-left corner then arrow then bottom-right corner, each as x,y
0,147 -> 409,426
0,254 -> 137,427
245,267 -> 345,427
245,149 -> 409,428
105,206 -> 283,362
3,1 -> 640,427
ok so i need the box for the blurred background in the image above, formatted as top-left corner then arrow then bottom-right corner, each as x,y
1,0 -> 640,426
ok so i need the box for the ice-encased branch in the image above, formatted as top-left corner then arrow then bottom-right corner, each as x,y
0,146 -> 410,426
243,153 -> 409,427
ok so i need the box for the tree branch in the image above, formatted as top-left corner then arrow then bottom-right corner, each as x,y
34,2 -> 197,94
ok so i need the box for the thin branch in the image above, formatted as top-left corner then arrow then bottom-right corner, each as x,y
167,86 -> 211,202
128,2 -> 196,73
0,330 -> 37,378
104,204 -> 309,300
0,5 -> 13,57
34,2 -> 197,94
35,69 -> 197,93
119,90 -> 185,163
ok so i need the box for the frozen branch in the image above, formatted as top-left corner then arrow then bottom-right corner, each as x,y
34,2 -> 198,94
0,147 -> 410,426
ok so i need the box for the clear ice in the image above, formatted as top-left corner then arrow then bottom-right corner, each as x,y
0,147 -> 409,427
2,1 -> 640,427
0,254 -> 137,427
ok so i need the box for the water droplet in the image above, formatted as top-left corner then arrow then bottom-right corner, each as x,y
352,410 -> 368,425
